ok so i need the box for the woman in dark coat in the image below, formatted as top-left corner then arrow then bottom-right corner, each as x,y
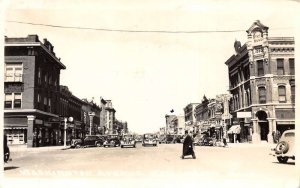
181,131 -> 196,159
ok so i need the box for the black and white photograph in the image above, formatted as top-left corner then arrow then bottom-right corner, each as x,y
1,0 -> 300,188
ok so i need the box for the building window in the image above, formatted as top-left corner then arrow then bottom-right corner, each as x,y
37,93 -> 41,103
38,67 -> 42,85
48,98 -> 51,112
277,59 -> 284,75
5,93 -> 13,108
44,97 -> 47,105
291,85 -> 295,103
14,93 -> 22,108
4,63 -> 23,82
278,86 -> 286,103
258,87 -> 266,104
257,60 -> 264,77
4,93 -> 22,109
44,73 -> 48,85
289,58 -> 295,75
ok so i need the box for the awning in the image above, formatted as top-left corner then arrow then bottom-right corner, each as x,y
227,125 -> 241,134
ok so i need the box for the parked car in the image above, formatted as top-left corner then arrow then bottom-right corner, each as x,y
103,134 -> 121,147
4,134 -> 10,163
199,134 -> 214,146
134,135 -> 143,142
158,135 -> 166,144
193,134 -> 203,146
142,133 -> 158,146
70,135 -> 104,148
121,134 -> 136,148
165,134 -> 175,144
271,129 -> 295,163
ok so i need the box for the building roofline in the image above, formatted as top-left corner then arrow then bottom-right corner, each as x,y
5,42 -> 66,69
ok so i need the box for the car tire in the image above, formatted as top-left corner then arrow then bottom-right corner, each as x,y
277,156 -> 288,163
121,145 -> 123,148
96,142 -> 101,147
75,144 -> 81,149
275,141 -> 289,154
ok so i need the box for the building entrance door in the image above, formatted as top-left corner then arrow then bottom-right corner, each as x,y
259,122 -> 269,141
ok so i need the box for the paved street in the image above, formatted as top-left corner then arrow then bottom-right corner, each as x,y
3,143 -> 298,188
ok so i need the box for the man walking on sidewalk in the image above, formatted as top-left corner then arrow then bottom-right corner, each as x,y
181,131 -> 196,159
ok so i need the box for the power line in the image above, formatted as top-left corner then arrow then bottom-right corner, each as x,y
6,20 -> 248,34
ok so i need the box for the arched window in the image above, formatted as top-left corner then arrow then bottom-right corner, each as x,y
258,87 -> 266,104
278,86 -> 286,103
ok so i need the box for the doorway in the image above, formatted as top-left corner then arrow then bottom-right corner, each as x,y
259,122 -> 269,141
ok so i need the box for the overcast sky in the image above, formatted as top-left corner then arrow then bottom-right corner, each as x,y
2,0 -> 299,134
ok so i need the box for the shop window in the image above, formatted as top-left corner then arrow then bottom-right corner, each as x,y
5,93 -> 13,108
289,58 -> 295,75
37,93 -> 41,103
258,87 -> 266,104
278,86 -> 286,103
277,59 -> 284,75
257,60 -> 264,77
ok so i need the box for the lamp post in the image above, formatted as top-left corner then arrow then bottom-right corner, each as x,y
88,112 -> 95,135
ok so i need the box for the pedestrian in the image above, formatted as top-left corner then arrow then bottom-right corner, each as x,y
181,130 -> 196,159
222,134 -> 228,147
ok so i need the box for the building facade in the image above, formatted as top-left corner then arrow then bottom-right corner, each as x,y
183,103 -> 200,133
225,21 -> 295,144
165,114 -> 177,134
99,97 -> 116,134
195,96 -> 210,133
4,35 -> 66,147
170,115 -> 185,135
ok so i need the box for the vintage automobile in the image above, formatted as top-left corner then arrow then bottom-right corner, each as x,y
158,135 -> 166,144
103,134 -> 121,147
165,134 -> 175,144
271,129 -> 295,163
121,134 -> 136,148
4,134 -> 10,163
70,135 -> 104,148
142,133 -> 158,146
199,134 -> 214,146
193,134 -> 203,146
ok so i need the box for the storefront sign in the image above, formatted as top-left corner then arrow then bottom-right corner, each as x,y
35,119 -> 43,125
237,112 -> 252,118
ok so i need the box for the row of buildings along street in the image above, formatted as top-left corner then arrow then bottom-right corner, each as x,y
4,35 -> 128,147
162,20 -> 295,144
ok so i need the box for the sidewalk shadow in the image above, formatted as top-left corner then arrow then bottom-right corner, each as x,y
4,166 -> 19,171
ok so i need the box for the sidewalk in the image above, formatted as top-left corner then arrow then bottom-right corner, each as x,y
9,144 -> 69,152
227,142 -> 276,148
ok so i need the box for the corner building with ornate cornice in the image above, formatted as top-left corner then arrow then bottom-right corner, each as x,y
225,20 -> 295,144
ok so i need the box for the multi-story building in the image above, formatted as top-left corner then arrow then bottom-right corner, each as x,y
195,96 -> 210,133
4,35 -> 66,147
225,20 -> 295,144
99,97 -> 116,134
82,99 -> 101,136
165,114 -> 177,134
183,103 -> 200,133
170,115 -> 185,135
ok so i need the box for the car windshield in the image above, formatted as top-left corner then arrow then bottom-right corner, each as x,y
144,135 -> 154,139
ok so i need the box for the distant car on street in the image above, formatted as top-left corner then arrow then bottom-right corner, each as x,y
142,133 -> 158,146
271,129 -> 295,163
121,134 -> 136,148
103,134 -> 121,147
70,135 -> 104,148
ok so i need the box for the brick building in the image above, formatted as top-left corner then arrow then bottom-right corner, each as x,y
99,97 -> 116,134
4,35 -> 66,147
225,20 -> 295,144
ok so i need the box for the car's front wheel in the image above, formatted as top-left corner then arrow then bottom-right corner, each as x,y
75,144 -> 81,149
275,141 -> 289,154
277,156 -> 288,163
96,142 -> 102,147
